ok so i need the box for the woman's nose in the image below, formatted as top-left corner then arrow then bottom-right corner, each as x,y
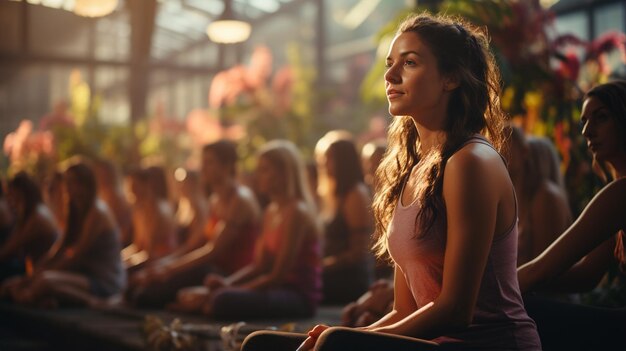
581,120 -> 592,138
384,64 -> 400,84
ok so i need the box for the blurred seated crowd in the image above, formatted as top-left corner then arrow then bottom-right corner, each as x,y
0,126 -> 624,349
0,132 -> 386,317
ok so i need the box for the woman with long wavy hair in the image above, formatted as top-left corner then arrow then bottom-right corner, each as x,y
243,13 -> 540,351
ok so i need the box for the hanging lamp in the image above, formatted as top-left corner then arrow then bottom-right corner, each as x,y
74,0 -> 119,18
206,0 -> 251,44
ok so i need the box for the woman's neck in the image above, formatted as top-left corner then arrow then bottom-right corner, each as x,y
610,158 -> 626,179
270,192 -> 292,208
414,126 -> 446,154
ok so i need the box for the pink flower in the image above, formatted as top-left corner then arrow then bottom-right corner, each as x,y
247,46 -> 273,89
39,101 -> 75,131
272,66 -> 294,114
4,120 -> 33,161
185,108 -> 224,145
208,65 -> 251,109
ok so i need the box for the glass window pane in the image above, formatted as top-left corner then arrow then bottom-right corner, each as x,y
555,11 -> 589,40
594,2 -> 624,37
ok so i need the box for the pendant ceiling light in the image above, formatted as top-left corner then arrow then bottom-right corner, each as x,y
206,0 -> 251,44
74,0 -> 119,18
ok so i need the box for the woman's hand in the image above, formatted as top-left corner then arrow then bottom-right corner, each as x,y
296,324 -> 329,351
203,273 -> 226,290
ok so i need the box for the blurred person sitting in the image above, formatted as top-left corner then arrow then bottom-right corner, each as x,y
0,178 -> 12,245
93,158 -> 133,247
316,131 -> 374,304
2,161 -> 126,307
0,172 -> 60,282
0,177 -> 16,280
126,140 -> 261,309
506,125 -> 572,265
172,169 -> 209,254
122,165 -> 178,270
179,140 -> 321,319
361,139 -> 393,280
360,138 -> 387,192
43,171 -> 66,232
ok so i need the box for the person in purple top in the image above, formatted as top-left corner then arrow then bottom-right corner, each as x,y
243,12 -> 540,351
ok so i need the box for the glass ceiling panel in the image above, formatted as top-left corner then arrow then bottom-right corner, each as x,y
151,0 -> 297,61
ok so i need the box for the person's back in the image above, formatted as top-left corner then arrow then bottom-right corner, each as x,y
316,132 -> 374,304
519,136 -> 572,265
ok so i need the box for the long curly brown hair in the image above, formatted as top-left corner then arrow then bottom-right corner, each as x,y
372,13 -> 507,259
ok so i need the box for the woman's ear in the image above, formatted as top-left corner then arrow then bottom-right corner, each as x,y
443,75 -> 460,92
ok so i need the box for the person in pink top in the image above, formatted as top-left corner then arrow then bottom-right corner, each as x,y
243,13 -> 540,351
193,139 -> 322,319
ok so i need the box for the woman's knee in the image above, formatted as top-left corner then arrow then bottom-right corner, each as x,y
315,327 -> 355,350
241,330 -> 305,351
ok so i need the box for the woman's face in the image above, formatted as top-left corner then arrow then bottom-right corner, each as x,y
322,149 -> 336,179
129,176 -> 144,199
6,187 -> 23,215
64,170 -> 88,207
201,150 -> 225,187
255,156 -> 280,196
581,97 -> 623,163
384,32 -> 450,126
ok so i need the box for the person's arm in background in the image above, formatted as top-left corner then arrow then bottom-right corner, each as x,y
163,190 -> 259,277
48,204 -> 112,271
518,178 -> 626,293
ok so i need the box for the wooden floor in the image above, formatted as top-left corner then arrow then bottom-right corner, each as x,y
0,302 -> 343,351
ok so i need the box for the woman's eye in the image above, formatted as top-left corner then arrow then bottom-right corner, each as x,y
385,62 -> 392,68
404,60 -> 416,66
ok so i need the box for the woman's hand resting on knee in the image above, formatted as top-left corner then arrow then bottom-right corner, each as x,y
297,324 -> 330,351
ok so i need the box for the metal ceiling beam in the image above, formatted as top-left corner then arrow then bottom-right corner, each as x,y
163,0 -> 311,63
0,53 -> 220,74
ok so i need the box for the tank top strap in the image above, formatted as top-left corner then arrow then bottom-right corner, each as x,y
454,134 -> 508,166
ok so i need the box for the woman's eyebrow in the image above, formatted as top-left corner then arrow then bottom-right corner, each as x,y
386,51 -> 421,61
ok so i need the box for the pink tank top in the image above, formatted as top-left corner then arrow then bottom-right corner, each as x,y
387,137 -> 541,350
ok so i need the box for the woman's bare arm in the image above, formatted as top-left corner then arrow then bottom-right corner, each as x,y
518,178 -> 626,293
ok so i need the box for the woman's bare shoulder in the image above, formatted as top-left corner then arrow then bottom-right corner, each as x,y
344,183 -> 371,207
89,199 -> 118,232
234,185 -> 260,210
445,142 -> 507,184
587,178 -> 626,215
28,205 -> 59,233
